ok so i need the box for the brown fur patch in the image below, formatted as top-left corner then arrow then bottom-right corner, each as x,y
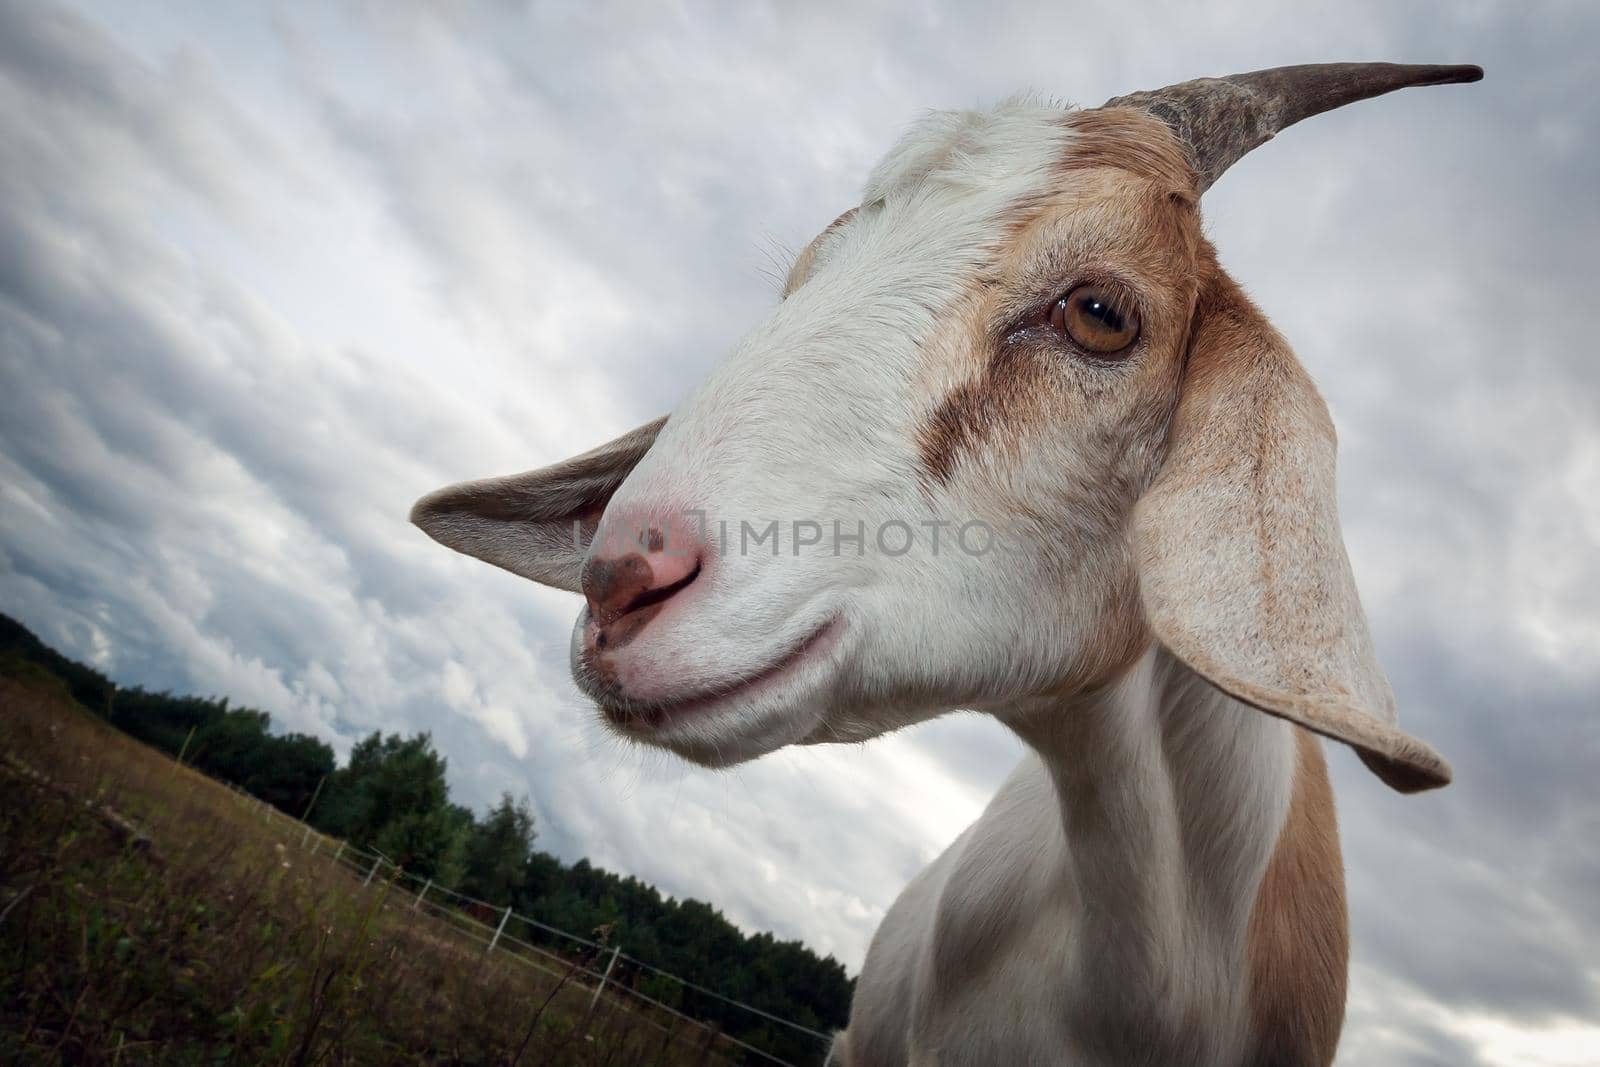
784,208 -> 858,297
1245,729 -> 1349,1067
914,179 -> 1198,490
917,340 -> 1046,486
1060,108 -> 1198,199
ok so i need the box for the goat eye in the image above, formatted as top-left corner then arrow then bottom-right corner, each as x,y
1050,285 -> 1140,354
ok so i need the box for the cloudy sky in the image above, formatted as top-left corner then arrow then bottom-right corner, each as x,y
2,1 -> 1596,1062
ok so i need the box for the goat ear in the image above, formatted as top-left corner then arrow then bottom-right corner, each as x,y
410,416 -> 666,593
1132,269 -> 1450,793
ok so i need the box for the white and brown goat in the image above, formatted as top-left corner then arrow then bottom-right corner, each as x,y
414,62 -> 1481,1067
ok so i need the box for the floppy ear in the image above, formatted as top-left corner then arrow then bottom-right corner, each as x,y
410,417 -> 666,592
1133,266 -> 1450,793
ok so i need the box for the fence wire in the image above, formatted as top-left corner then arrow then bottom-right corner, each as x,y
215,779 -> 835,1066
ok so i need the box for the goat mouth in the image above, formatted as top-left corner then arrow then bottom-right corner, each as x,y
595,616 -> 843,732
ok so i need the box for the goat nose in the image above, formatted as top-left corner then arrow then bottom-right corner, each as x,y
581,526 -> 703,633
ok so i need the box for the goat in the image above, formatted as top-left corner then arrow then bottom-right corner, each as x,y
412,62 -> 1481,1066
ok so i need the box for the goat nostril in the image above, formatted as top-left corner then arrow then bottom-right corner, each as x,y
582,549 -> 702,635
617,560 -> 701,618
645,527 -> 665,552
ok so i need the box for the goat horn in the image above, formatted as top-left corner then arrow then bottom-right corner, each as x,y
1104,62 -> 1483,192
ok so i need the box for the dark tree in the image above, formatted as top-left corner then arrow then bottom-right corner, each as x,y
461,793 -> 536,903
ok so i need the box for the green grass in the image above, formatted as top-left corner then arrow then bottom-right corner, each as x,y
0,673 -> 746,1065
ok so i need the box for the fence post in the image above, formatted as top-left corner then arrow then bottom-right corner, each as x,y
331,840 -> 345,866
486,905 -> 512,956
588,944 -> 621,1013
171,725 -> 197,777
298,774 -> 327,824
363,852 -> 383,887
412,878 -> 432,912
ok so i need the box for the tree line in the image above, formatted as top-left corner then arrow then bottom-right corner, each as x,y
0,613 -> 851,1064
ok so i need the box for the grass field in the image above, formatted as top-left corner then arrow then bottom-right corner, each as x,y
0,665 -> 757,1065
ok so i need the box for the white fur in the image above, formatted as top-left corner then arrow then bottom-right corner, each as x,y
841,648 -> 1295,1066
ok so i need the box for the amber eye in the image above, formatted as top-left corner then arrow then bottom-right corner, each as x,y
1049,285 -> 1140,354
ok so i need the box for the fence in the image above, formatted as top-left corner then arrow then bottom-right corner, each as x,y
213,779 -> 836,1067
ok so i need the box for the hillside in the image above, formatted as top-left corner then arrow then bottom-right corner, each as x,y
0,613 -> 850,1064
